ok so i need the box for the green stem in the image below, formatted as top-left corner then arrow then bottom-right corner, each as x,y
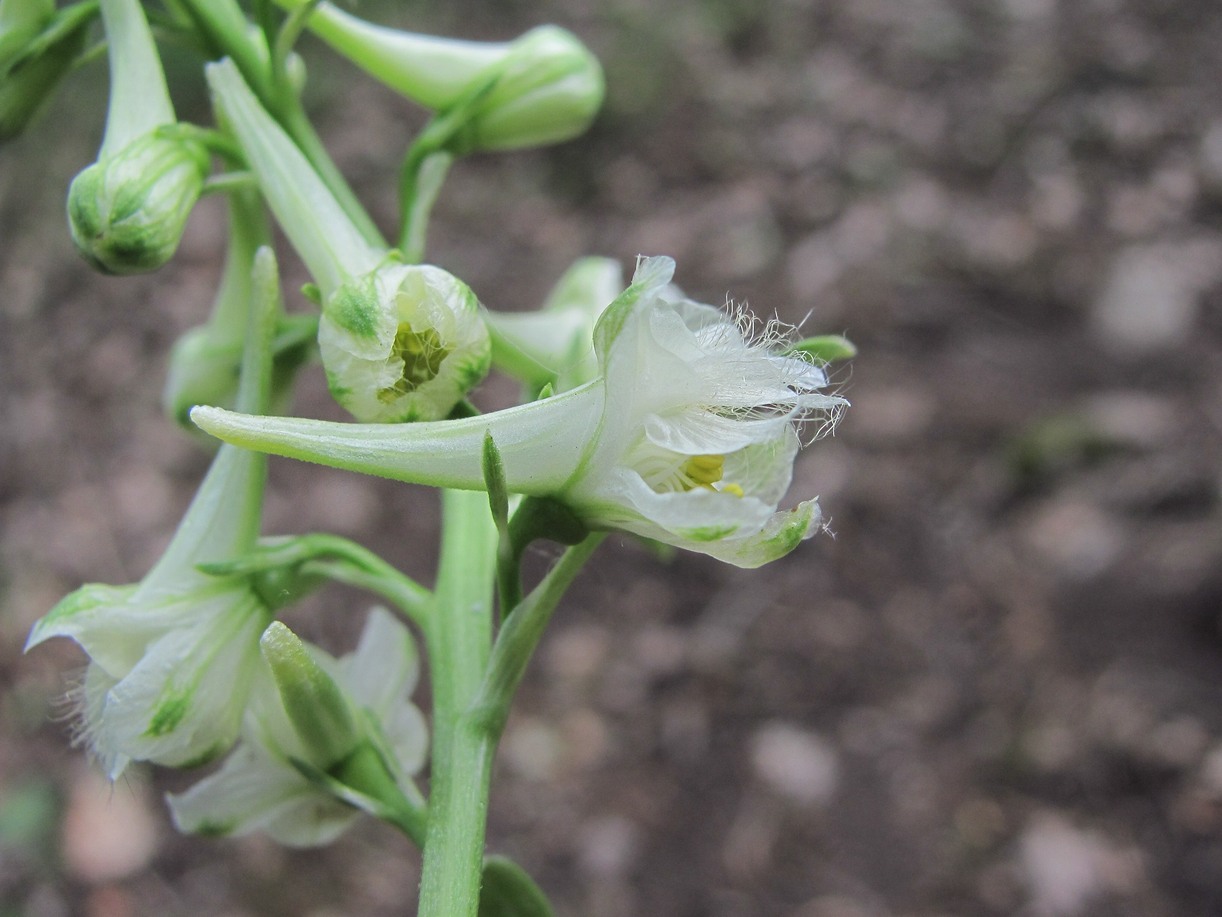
418,489 -> 497,917
399,150 -> 451,261
98,0 -> 175,156
275,95 -> 385,248
300,559 -> 430,631
175,0 -> 384,248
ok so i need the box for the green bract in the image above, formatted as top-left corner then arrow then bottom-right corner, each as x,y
194,257 -> 848,568
168,608 -> 427,847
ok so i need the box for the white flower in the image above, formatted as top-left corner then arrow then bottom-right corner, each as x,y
192,256 -> 847,567
27,578 -> 270,779
26,247 -> 284,778
167,608 -> 427,847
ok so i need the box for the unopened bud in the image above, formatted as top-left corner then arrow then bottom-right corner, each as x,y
450,26 -> 604,154
260,621 -> 359,769
67,131 -> 210,274
274,1 -> 603,153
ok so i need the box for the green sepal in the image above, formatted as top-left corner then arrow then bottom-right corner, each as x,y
479,855 -> 555,917
786,334 -> 857,365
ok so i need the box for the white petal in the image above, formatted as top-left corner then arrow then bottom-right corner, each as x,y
720,428 -> 801,505
382,699 -> 429,778
695,500 -> 823,568
340,607 -> 419,715
641,409 -> 790,456
100,596 -> 266,769
590,468 -> 775,543
261,793 -> 359,848
168,740 -> 360,847
167,741 -> 309,837
631,255 -> 676,290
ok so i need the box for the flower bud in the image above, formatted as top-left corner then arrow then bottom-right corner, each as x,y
449,25 -> 604,154
320,262 -> 491,422
66,0 -> 206,274
67,131 -> 210,274
260,621 -> 359,769
274,0 -> 603,152
486,256 -> 623,392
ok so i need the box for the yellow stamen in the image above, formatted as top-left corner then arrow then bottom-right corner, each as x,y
720,483 -> 744,497
682,454 -> 724,488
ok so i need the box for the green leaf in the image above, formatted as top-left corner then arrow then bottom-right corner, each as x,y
479,855 -> 555,917
786,334 -> 856,364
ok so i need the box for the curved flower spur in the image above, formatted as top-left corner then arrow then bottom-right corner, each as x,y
194,256 -> 846,567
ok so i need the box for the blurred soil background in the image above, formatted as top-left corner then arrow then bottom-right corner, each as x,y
4,0 -> 1222,914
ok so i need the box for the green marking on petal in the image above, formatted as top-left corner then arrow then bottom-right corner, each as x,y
680,525 -> 738,542
328,284 -> 379,339
145,687 -> 191,737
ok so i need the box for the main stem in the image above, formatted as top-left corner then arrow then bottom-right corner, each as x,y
418,488 -> 498,917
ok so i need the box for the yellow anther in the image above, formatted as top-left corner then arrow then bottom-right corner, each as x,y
682,454 -> 724,488
719,483 -> 744,497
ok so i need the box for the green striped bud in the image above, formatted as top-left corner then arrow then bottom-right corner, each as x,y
67,131 -> 210,274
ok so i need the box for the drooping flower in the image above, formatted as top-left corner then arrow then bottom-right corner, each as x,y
193,256 -> 847,567
25,249 -> 285,778
206,58 -> 491,422
167,608 -> 428,847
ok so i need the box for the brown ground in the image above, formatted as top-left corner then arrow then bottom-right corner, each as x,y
3,1 -> 1222,915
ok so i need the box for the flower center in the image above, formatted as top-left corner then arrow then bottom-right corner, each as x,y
637,451 -> 744,497
380,323 -> 450,402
